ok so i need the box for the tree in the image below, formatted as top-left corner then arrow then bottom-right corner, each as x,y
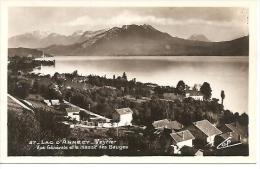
176,80 -> 186,96
72,70 -> 78,78
192,84 -> 199,91
122,72 -> 127,81
32,80 -> 39,93
15,82 -> 30,99
53,72 -> 60,81
221,90 -> 225,105
111,118 -> 120,137
239,113 -> 248,126
8,109 -> 41,155
200,82 -> 212,100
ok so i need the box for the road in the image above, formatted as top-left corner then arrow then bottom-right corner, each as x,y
8,94 -> 33,112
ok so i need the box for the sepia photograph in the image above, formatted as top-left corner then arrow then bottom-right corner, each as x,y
0,0 -> 258,164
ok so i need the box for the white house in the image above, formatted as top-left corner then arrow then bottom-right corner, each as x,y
43,99 -> 60,106
51,99 -> 60,106
113,108 -> 133,126
185,90 -> 204,100
43,100 -> 52,106
170,130 -> 195,154
193,119 -> 222,145
189,95 -> 204,100
65,107 -> 80,121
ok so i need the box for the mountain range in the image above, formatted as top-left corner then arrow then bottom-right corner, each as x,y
8,24 -> 249,56
9,29 -> 106,48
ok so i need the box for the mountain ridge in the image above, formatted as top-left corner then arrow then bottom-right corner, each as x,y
9,24 -> 249,56
8,29 -> 106,48
43,24 -> 249,56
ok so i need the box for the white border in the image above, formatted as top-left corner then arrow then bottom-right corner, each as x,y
0,0 -> 258,164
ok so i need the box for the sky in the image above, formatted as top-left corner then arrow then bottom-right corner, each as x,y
8,7 -> 248,41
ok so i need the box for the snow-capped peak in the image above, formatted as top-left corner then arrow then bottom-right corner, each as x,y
31,30 -> 51,39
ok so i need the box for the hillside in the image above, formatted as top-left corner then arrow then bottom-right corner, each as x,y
8,47 -> 53,58
43,24 -> 249,56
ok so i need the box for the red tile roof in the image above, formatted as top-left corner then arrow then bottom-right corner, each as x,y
193,120 -> 222,137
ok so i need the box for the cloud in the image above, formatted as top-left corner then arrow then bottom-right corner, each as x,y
65,10 -> 247,29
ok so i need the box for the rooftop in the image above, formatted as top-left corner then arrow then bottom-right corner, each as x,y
166,120 -> 183,130
193,119 -> 222,137
225,123 -> 246,136
186,90 -> 203,96
65,107 -> 80,113
152,119 -> 170,129
219,132 -> 233,140
115,107 -> 133,115
170,130 -> 195,143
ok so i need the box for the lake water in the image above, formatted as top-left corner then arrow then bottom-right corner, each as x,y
34,56 -> 248,114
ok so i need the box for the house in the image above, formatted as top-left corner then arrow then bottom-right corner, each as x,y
152,119 -> 170,129
104,86 -> 117,90
145,83 -> 158,88
43,99 -> 60,106
65,107 -> 80,121
185,90 -> 203,100
124,95 -> 150,104
81,121 -> 95,127
43,100 -> 52,106
72,76 -> 88,83
192,119 -> 222,146
112,107 -> 133,126
180,146 -> 203,156
152,119 -> 183,132
218,122 -> 248,144
166,120 -> 184,132
51,99 -> 60,106
170,130 -> 195,154
60,121 -> 75,129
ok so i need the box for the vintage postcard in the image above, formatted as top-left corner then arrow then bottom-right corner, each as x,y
0,0 -> 258,163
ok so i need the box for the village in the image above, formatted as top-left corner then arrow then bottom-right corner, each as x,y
7,55 -> 249,156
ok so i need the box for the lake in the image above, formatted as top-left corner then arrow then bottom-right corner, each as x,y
34,56 -> 248,114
